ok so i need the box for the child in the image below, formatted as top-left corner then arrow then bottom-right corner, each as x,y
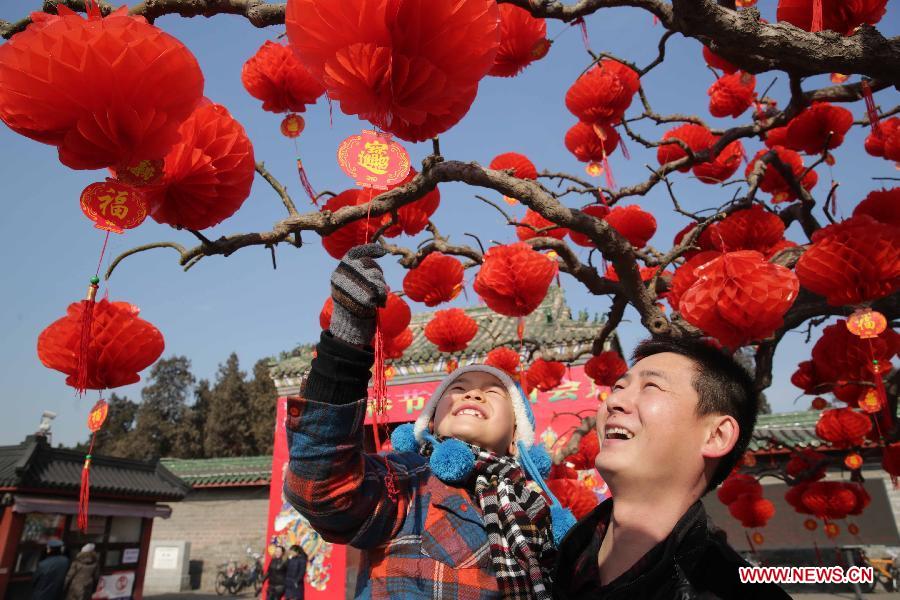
283,244 -> 574,600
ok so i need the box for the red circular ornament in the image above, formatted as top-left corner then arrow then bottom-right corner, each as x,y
87,399 -> 109,433
857,388 -> 884,414
489,4 -> 548,77
485,347 -> 521,377
490,152 -> 538,180
815,408 -> 872,447
473,242 -> 558,318
281,114 -> 306,138
824,522 -> 840,539
424,308 -> 479,353
848,523 -> 860,536
811,396 -> 828,410
80,180 -> 148,234
846,308 -> 888,339
804,518 -> 818,531
525,359 -> 566,393
337,130 -> 411,190
402,253 -> 464,307
844,452 -> 863,470
708,71 -> 755,118
751,532 -> 765,545
584,352 -> 627,387
114,159 -> 165,187
242,41 -> 324,114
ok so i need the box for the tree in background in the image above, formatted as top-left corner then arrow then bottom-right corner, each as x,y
248,358 -> 279,455
204,353 -> 255,457
128,356 -> 196,460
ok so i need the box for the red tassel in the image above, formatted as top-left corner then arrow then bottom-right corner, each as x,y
372,327 -> 387,451
619,131 -> 631,160
811,0 -> 823,32
296,158 -> 318,206
575,18 -> 591,53
601,152 -> 616,190
75,280 -> 99,395
861,80 -> 881,137
77,438 -> 95,531
744,530 -> 757,555
517,317 -> 525,345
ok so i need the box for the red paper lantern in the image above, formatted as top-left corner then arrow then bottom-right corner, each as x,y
241,40 -> 325,114
516,209 -> 568,241
568,204 -> 611,248
525,359 -> 566,392
546,478 -> 599,520
777,0 -> 888,35
489,152 -> 538,180
656,124 -> 715,172
489,4 -> 549,77
824,522 -> 840,539
815,408 -> 872,447
604,205 -> 657,248
883,442 -> 900,481
604,265 -> 664,283
693,139 -> 745,184
285,0 -> 500,142
473,242 -> 558,317
402,253 -> 464,307
809,320 -> 899,396
565,59 -> 640,124
785,481 -> 812,514
795,215 -> 900,306
567,430 -> 600,471
80,181 -> 148,234
383,328 -> 413,359
729,496 -> 775,528
424,308 -> 479,353
0,5 -> 204,170
145,102 -> 255,230
584,352 -> 627,387
801,481 -> 868,520
378,293 -> 412,338
864,117 -> 900,162
786,449 -> 828,481
811,396 -> 828,410
764,126 -> 790,149
844,452 -> 863,470
710,205 -> 786,255
665,250 -> 719,311
37,299 -> 164,390
702,46 -> 737,74
280,114 -> 305,138
853,187 -> 900,227
565,121 -> 620,163
485,347 -> 521,377
678,251 -> 799,348
383,168 -> 441,237
804,518 -> 818,531
718,473 -> 763,505
319,297 -> 333,330
320,189 -> 385,259
781,103 -> 853,155
745,146 -> 818,203
708,71 -> 756,119
848,523 -> 860,536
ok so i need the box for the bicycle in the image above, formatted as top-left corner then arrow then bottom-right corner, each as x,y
214,561 -> 238,596
228,548 -> 264,595
858,549 -> 899,593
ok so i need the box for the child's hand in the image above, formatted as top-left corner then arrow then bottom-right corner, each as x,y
329,243 -> 388,345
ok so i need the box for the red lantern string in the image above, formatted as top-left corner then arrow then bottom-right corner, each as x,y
619,131 -> 631,160
861,80 -> 881,137
79,397 -> 109,531
574,18 -> 591,53
76,231 -> 112,395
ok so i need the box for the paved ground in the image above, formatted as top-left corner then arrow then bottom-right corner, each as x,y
146,592 -> 899,599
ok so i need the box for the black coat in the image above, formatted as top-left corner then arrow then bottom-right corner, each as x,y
266,556 -> 288,589
32,554 -> 70,600
553,500 -> 792,600
285,554 -> 308,599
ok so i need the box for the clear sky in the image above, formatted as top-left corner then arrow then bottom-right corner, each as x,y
1,2 -> 897,447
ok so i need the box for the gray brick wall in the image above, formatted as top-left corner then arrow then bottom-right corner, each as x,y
151,487 -> 270,591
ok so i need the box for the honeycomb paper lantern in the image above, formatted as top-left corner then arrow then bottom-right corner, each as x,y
745,146 -> 818,203
568,204 -> 611,248
864,117 -> 900,163
473,242 -> 558,317
584,352 -> 627,387
565,59 -> 640,124
484,347 -> 521,377
489,4 -> 549,77
241,40 -> 325,113
853,187 -> 900,227
525,358 -> 566,392
424,308 -> 478,353
708,71 -> 755,119
815,408 -> 872,447
604,205 -> 657,248
717,473 -> 763,505
490,152 -> 538,180
516,209 -> 568,241
382,169 -> 441,237
402,253 -> 465,307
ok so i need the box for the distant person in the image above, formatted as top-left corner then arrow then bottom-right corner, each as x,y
284,545 -> 308,600
32,538 -> 69,600
64,543 -> 100,600
263,545 -> 288,600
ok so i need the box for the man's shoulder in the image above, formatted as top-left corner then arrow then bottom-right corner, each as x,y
688,539 -> 791,599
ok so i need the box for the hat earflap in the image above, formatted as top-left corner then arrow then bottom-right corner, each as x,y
422,432 -> 475,484
517,440 -> 576,545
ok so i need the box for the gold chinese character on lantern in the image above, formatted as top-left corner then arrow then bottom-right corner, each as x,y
846,308 -> 887,339
98,189 -> 130,219
357,140 -> 390,175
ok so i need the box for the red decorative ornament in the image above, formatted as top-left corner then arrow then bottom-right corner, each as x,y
489,4 -> 549,77
795,215 -> 900,306
337,130 -> 412,190
883,442 -> 900,484
811,396 -> 828,410
86,399 -> 109,433
584,352 -> 627,387
565,121 -> 621,164
745,146 -> 818,203
319,189 -> 385,259
708,71 -> 756,119
383,328 -> 413,360
383,169 -> 440,237
490,152 -> 538,180
568,204 -> 611,248
853,187 -> 900,227
702,46 -> 737,74
801,481 -> 869,520
378,293 -> 412,338
751,532 -> 765,546
567,430 -> 600,471
864,117 -> 900,163
781,103 -> 854,155
786,482 -> 812,514
804,518 -> 818,531
777,0 -> 888,35
678,251 -> 799,348
485,347 -> 521,377
729,495 -> 775,528
280,114 -> 306,138
286,0 -> 500,142
740,452 -> 757,468
525,359 -> 566,392
38,298 -> 165,390
786,449 -> 828,482
402,253 -> 464,307
857,388 -> 884,414
844,452 -> 863,470
565,59 -> 640,124
710,204 -> 786,255
115,159 -> 165,187
604,205 -> 657,248
848,523 -> 860,536
0,4 -> 204,170
693,140 -> 745,184
144,102 -> 255,230
815,408 -> 872,447
824,522 -> 840,539
656,124 -> 715,172
319,297 -> 333,330
673,222 -> 719,260
847,308 -> 888,340
473,242 -> 558,317
241,40 -> 325,114
546,478 -> 599,520
80,181 -> 148,234
424,308 -> 478,353
792,360 -> 820,394
604,265 -> 665,283
667,251 -> 721,310
516,209 -> 568,241
718,473 -> 763,505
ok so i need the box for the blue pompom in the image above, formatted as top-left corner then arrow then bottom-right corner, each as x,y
528,443 -> 552,479
390,423 -> 418,454
550,504 -> 577,546
429,438 -> 475,484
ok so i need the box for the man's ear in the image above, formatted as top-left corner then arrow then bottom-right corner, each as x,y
700,414 -> 739,459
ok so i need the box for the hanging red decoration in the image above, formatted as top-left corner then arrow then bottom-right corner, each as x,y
777,0 -> 888,35
285,0 -> 500,142
678,250 -> 799,348
241,40 -> 325,114
603,265 -> 666,283
516,209 -> 569,241
844,452 -> 863,470
795,215 -> 900,306
319,190 -> 385,259
378,293 -> 412,338
702,46 -> 738,74
525,359 -> 566,392
815,408 -> 872,447
673,222 -> 719,260
786,449 -> 828,481
565,59 -> 640,125
489,4 -> 549,77
780,103 -> 854,155
853,187 -> 900,227
80,180 -> 148,234
567,430 -> 600,471
745,146 -> 818,203
857,388 -> 883,414
568,204 -> 611,248
729,496 -> 776,529
804,518 -> 818,531
864,117 -> 900,163
319,297 -> 333,330
718,473 -> 763,505
710,204 -> 786,255
565,121 -> 621,163
708,71 -> 756,118
383,328 -> 413,360
883,442 -> 900,484
824,522 -> 840,539
546,478 -> 599,520
115,159 -> 165,187
848,523 -> 860,536
584,352 -> 627,387
801,481 -> 869,520
78,398 -> 110,531
337,130 -> 412,190
604,205 -> 657,248
37,299 -> 165,390
656,124 -> 715,172
143,102 -> 255,230
785,482 -> 812,514
473,242 -> 558,317
847,308 -> 888,340
811,396 -> 828,410
424,308 -> 479,353
383,169 -> 440,237
485,347 -> 521,377
667,251 -> 722,312
0,5 -> 204,170
490,152 -> 539,180
402,253 -> 464,307
280,114 -> 306,138
693,140 -> 745,184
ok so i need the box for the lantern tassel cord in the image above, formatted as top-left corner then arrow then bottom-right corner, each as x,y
78,436 -> 95,531
76,231 -> 110,395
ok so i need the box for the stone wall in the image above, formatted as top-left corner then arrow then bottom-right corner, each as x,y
150,486 -> 270,591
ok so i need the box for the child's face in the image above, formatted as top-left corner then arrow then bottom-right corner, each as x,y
432,371 -> 516,455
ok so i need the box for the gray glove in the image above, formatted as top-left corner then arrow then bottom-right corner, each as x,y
329,244 -> 388,345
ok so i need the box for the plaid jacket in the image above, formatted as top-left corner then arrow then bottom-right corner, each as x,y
284,394 -> 502,599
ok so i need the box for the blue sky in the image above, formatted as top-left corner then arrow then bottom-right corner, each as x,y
0,2 -> 897,447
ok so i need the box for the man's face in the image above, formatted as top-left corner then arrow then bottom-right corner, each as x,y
433,371 -> 516,455
595,352 -> 711,494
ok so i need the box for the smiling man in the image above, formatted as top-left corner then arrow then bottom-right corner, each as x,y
553,337 -> 791,599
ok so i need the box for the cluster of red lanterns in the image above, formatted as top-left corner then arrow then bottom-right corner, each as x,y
815,407 -> 873,447
718,473 -> 775,530
764,103 -> 853,155
547,430 -> 601,519
745,146 -> 819,203
786,480 -> 870,521
777,0 -> 888,35
656,123 -> 745,184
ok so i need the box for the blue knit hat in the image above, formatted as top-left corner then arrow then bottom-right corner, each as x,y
390,364 -> 575,543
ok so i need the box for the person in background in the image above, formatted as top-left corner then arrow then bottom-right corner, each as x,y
284,544 -> 308,600
32,538 -> 69,600
264,545 -> 288,600
64,543 -> 100,600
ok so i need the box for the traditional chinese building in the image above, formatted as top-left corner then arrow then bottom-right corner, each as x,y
0,433 -> 188,600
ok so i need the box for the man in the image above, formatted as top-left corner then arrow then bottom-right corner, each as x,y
554,337 -> 790,599
32,538 -> 69,600
284,545 -> 307,600
263,545 -> 288,600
